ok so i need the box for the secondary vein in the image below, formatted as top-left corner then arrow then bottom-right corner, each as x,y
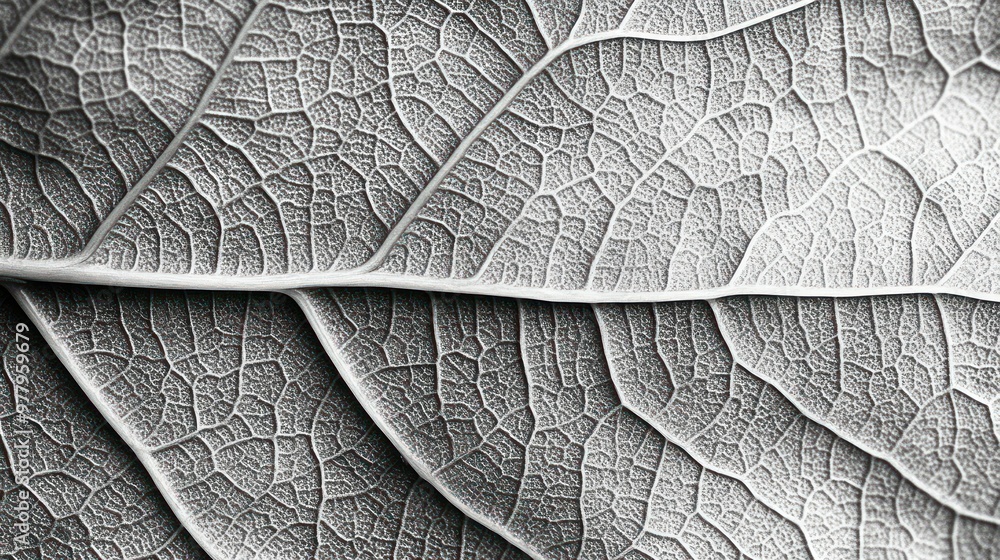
72,0 -> 272,264
356,0 -> 819,275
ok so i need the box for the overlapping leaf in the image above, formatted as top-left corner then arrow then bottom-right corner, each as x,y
11,282 -> 1000,558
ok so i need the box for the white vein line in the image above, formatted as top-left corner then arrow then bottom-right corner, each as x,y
0,0 -> 48,60
706,299 -> 1000,526
524,1 -> 552,51
591,304 -> 815,557
11,260 -> 1000,303
288,289 -> 548,560
505,300 -> 538,527
7,286 -> 225,560
70,0 -> 271,264
355,0 -> 820,275
937,202 -> 1000,287
353,44 -> 561,274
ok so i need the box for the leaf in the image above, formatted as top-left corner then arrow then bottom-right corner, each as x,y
10,285 -> 1000,560
0,290 -> 205,559
7,0 -> 999,302
12,284 -> 527,559
3,0 -> 803,280
298,287 -> 1000,559
3,1 -> 1000,559
712,295 -> 1000,521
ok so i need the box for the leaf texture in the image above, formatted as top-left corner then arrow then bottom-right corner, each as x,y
2,1 -> 1000,559
0,0 -> 258,259
9,283 -> 1000,558
0,290 -> 205,559
299,287 -> 1000,559
5,0 -> 999,303
713,295 -> 1000,522
12,284 -> 527,560
0,0 -> 803,282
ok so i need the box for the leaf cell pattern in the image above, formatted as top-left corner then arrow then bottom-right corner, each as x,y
0,291 -> 205,559
0,0 -> 255,259
13,284 -> 525,560
299,287 -> 1000,559
0,0 -> 999,559
0,0 -> 995,303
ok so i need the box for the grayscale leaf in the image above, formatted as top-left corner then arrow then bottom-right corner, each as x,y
8,283 -> 1000,558
298,287 -> 1000,559
11,284 -> 527,560
2,1 -> 1000,559
4,0 -> 1000,304
0,290 -> 206,559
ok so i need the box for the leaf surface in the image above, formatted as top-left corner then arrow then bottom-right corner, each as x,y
0,290 -> 206,559
713,295 -> 1000,522
3,1 -> 1000,558
11,0 -> 1000,302
299,287 -> 1000,559
12,284 -> 528,560
5,0 -> 783,274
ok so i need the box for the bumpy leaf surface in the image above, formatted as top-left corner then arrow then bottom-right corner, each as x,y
2,0 -> 1000,559
3,0 -> 999,303
0,291 -> 205,559
298,287 -> 1000,559
12,284 -> 526,560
